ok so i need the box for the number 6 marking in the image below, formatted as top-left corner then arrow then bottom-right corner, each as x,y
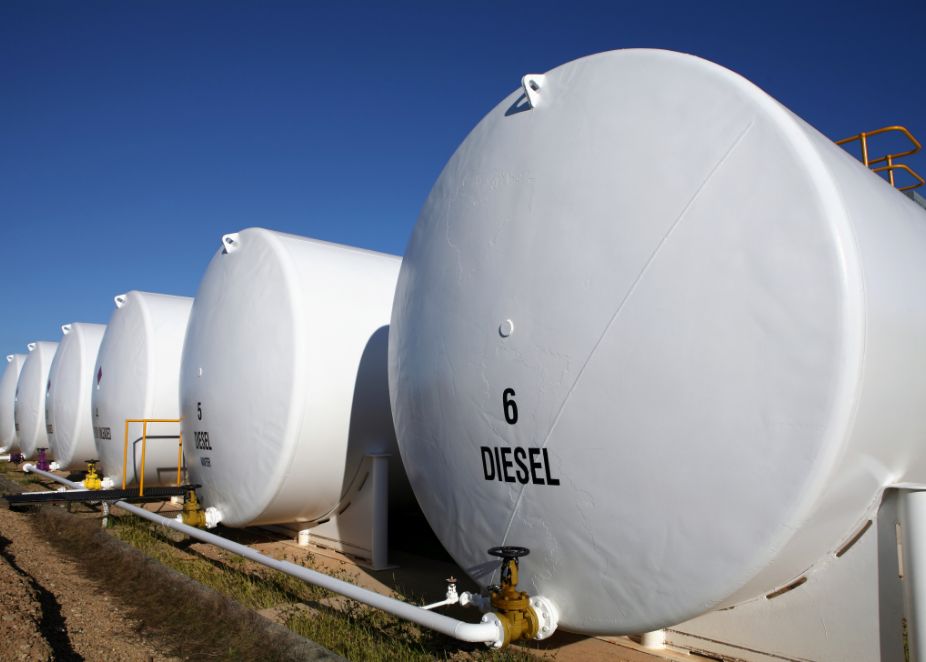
503,388 -> 518,425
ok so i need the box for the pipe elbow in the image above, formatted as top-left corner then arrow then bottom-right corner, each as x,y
452,616 -> 505,647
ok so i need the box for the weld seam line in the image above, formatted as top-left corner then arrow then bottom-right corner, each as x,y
499,119 -> 756,546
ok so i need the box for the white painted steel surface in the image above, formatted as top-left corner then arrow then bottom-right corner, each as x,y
14,342 -> 58,459
46,323 -> 106,470
181,228 -> 405,527
0,354 -> 26,452
389,49 -> 926,634
93,291 -> 192,485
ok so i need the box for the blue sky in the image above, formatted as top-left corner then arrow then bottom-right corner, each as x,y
2,0 -> 924,354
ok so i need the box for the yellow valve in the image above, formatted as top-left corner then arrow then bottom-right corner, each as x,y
180,489 -> 207,528
487,546 -> 540,647
82,460 -> 102,491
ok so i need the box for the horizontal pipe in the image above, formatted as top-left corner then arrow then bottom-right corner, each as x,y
22,464 -> 502,645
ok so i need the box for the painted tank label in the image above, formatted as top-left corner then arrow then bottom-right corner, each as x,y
480,446 -> 560,485
94,426 -> 111,440
194,431 -> 212,450
46,424 -> 53,434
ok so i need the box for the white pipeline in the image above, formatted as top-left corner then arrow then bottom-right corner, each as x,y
21,464 -> 505,646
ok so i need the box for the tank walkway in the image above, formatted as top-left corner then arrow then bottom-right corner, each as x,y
4,484 -> 196,507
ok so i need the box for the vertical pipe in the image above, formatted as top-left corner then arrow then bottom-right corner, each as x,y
902,490 -> 926,661
122,420 -> 130,490
371,453 -> 389,570
139,420 -> 148,496
176,431 -> 183,485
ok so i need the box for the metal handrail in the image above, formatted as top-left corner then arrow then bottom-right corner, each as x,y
122,418 -> 184,495
872,163 -> 926,192
836,125 -> 923,191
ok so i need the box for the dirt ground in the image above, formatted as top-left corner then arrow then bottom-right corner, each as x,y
0,495 -> 176,662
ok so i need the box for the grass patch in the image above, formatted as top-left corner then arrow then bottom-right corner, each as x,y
0,465 -> 545,660
107,515 -> 541,661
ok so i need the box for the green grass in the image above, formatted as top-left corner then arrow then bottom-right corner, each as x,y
107,514 -> 541,661
0,464 -> 545,661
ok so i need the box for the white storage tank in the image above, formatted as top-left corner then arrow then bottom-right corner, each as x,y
180,228 -> 404,527
93,291 -> 193,485
0,354 -> 27,453
388,49 -> 926,635
14,341 -> 59,459
46,323 -> 106,470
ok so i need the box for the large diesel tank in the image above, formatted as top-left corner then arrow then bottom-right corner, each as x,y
93,291 -> 193,485
14,341 -> 59,459
46,323 -> 106,470
388,49 -> 926,634
180,228 -> 405,527
0,354 -> 27,453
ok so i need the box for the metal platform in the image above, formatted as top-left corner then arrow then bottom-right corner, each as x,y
5,484 -> 197,506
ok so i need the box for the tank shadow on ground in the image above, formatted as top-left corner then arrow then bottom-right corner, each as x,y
0,533 -> 82,661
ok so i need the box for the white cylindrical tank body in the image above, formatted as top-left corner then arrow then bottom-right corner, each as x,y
389,49 -> 926,635
93,291 -> 193,485
0,354 -> 27,452
14,341 -> 59,459
180,228 -> 405,527
46,323 -> 107,470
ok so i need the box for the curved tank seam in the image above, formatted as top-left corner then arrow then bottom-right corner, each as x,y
66,328 -> 85,463
240,229 -> 306,525
724,134 -> 871,607
499,118 -> 756,547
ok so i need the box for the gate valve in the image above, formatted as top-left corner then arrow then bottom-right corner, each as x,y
36,448 -> 50,472
486,546 -> 540,647
83,460 -> 103,490
178,489 -> 207,528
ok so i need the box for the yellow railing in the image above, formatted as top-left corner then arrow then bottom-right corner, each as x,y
836,125 -> 924,192
122,418 -> 184,496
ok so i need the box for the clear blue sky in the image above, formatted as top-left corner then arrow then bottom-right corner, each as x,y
2,0 -> 924,354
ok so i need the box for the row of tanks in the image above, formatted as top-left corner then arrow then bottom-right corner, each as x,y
1,49 -> 925,640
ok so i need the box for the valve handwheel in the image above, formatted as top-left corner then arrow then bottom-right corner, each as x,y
488,546 -> 530,590
488,546 -> 530,560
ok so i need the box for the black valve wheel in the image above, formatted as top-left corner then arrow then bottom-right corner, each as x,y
488,546 -> 530,560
